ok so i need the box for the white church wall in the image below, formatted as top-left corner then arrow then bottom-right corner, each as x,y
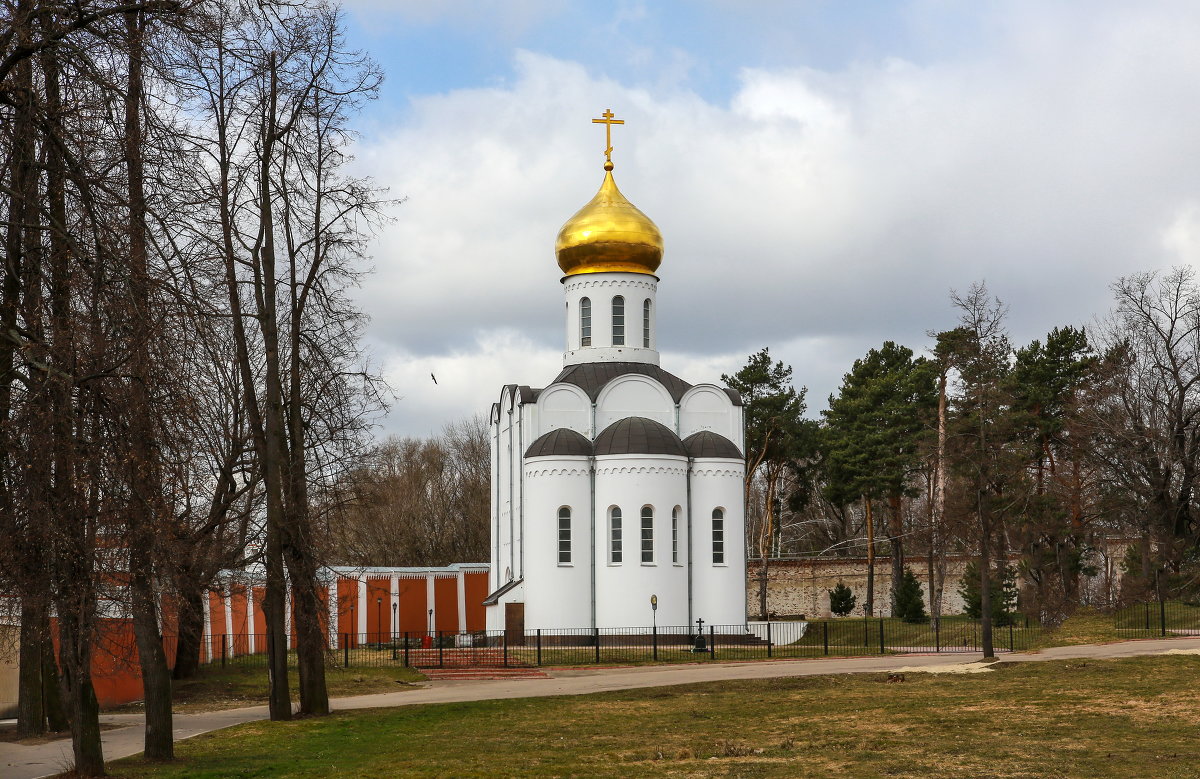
522,458 -> 593,629
679,384 -> 738,442
595,375 -> 674,432
594,454 -> 690,628
562,273 -> 660,366
689,460 -> 748,626
494,388 -> 524,591
489,407 -> 500,595
536,384 -> 592,438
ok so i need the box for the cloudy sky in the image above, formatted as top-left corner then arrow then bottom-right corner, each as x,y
338,0 -> 1200,439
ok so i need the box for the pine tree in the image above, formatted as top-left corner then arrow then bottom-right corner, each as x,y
828,581 -> 857,617
893,568 -> 927,623
958,561 -> 1018,626
822,341 -> 937,615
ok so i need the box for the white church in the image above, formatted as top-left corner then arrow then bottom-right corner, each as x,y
484,111 -> 747,633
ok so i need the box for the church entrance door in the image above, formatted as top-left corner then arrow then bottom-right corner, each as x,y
505,602 -> 525,646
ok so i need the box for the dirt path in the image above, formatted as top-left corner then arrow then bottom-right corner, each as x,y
3,636 -> 1197,779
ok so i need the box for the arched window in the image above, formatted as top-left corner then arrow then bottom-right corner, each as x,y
610,507 -> 623,564
580,297 -> 591,347
558,507 -> 572,564
671,506 -> 680,564
612,296 -> 625,345
712,508 -> 725,564
643,299 -> 651,348
641,506 -> 654,564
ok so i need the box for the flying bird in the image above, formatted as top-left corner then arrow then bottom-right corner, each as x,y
431,373 -> 438,385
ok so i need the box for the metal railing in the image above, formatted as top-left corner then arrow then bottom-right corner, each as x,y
182,616 -> 1042,670
1113,599 -> 1200,637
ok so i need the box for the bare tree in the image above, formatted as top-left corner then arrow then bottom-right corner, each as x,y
327,416 -> 491,566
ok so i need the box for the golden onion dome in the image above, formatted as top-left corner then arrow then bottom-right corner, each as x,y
555,161 -> 664,277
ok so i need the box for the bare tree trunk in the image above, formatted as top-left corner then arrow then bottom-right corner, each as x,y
256,51 -> 294,722
933,370 -> 947,618
864,496 -> 875,617
756,469 -> 777,620
888,494 -> 904,616
926,473 -> 937,623
171,581 -> 205,680
123,9 -> 174,758
17,602 -> 46,735
56,610 -> 104,776
283,116 -> 329,714
5,1 -> 43,738
980,504 -> 994,658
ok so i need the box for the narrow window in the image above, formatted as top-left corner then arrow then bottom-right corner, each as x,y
671,507 -> 680,564
712,508 -> 725,564
643,299 -> 651,348
612,296 -> 625,345
580,297 -> 591,347
610,507 -> 623,564
558,507 -> 571,564
641,506 -> 654,564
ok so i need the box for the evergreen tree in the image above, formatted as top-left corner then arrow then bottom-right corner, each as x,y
894,568 -> 927,623
723,349 -> 815,618
944,283 -> 1023,657
822,342 -> 937,615
958,561 -> 1018,626
1009,326 -> 1098,618
828,581 -> 857,617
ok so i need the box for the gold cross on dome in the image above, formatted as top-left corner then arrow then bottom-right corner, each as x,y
592,108 -> 624,163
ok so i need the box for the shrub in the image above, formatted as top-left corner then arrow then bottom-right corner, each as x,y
829,580 -> 856,617
958,561 -> 1018,626
893,567 -> 927,623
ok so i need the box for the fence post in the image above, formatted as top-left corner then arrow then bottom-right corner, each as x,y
879,618 -> 885,654
221,635 -> 226,668
594,628 -> 600,664
503,631 -> 508,667
438,631 -> 444,667
652,625 -> 658,662
863,617 -> 868,648
1145,602 -> 1150,631
537,629 -> 543,666
823,621 -> 829,656
404,631 -> 410,667
1161,597 -> 1167,637
935,619 -> 940,653
1009,622 -> 1014,652
343,634 -> 349,668
709,626 -> 715,660
766,621 -> 773,659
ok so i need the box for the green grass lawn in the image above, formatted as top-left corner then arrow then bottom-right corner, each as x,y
106,664 -> 427,713
111,654 -> 1200,778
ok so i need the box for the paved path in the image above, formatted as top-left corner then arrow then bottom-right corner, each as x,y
3,637 -> 1198,779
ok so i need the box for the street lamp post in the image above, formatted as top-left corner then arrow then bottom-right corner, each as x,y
392,599 -> 399,659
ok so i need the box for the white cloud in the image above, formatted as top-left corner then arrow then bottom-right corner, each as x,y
352,5 -> 1200,436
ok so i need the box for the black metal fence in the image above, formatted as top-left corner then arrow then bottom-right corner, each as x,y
189,616 -> 1042,671
1113,600 -> 1200,637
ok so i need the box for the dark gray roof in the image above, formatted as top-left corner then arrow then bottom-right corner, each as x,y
482,578 -> 522,606
683,430 -> 743,459
723,388 -> 743,406
525,428 -> 592,458
594,417 -> 687,457
551,362 -> 693,403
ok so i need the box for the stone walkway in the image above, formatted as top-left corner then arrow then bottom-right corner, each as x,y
3,636 -> 1198,779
